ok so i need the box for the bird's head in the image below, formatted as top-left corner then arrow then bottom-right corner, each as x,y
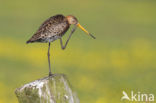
66,15 -> 96,39
66,15 -> 78,25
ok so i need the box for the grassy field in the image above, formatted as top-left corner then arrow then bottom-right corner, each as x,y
0,0 -> 156,103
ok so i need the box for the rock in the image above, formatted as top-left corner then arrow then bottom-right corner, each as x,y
15,74 -> 79,103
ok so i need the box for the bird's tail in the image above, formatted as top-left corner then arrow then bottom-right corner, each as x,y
26,40 -> 33,44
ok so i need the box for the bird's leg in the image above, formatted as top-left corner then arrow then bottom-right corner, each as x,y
47,42 -> 52,76
60,26 -> 77,50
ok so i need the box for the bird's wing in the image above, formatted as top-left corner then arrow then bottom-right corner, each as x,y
38,14 -> 65,31
27,14 -> 69,43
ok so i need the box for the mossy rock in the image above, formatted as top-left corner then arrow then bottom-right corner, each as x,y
15,74 -> 79,103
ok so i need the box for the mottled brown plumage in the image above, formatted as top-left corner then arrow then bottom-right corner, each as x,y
27,15 -> 70,43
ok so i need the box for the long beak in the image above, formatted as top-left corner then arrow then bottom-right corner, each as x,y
77,23 -> 96,39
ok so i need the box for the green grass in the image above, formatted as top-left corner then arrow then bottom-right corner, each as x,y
0,0 -> 156,103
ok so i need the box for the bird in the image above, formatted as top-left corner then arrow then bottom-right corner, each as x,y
26,14 -> 96,76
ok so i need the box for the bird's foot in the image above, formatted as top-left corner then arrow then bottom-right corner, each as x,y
49,72 -> 53,77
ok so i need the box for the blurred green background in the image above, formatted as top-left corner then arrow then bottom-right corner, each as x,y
0,0 -> 156,103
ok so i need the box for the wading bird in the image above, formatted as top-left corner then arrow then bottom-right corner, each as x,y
26,14 -> 95,76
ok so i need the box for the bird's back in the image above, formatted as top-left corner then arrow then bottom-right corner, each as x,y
27,14 -> 70,43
